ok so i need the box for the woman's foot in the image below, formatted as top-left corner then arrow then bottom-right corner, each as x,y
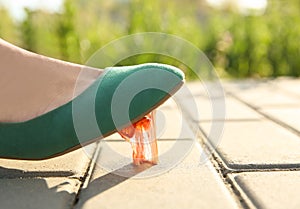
0,39 -> 102,122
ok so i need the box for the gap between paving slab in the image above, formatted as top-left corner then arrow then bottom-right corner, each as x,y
0,143 -> 98,179
73,140 -> 241,209
197,133 -> 300,209
179,83 -> 261,208
0,177 -> 81,209
181,84 -> 300,172
224,80 -> 300,108
261,108 -> 300,133
72,104 -> 244,209
199,120 -> 300,170
186,79 -> 300,209
228,171 -> 300,209
180,95 -> 263,122
227,86 -> 300,137
0,143 -> 99,209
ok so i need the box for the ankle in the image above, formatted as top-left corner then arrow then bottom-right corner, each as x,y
0,39 -> 102,122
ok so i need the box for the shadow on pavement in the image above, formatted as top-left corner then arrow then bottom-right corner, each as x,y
0,163 -> 150,209
0,166 -> 75,209
74,163 -> 152,208
0,166 -> 74,178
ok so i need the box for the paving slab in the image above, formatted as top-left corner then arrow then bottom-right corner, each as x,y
0,177 -> 80,209
75,141 -> 240,209
200,120 -> 300,169
271,77 -> 300,97
230,171 -> 300,209
0,143 -> 96,178
224,80 -> 300,108
261,108 -> 300,132
180,95 -> 262,122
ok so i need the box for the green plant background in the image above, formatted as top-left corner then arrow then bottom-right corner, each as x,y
1,0 -> 299,79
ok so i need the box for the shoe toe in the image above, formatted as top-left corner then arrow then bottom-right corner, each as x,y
95,63 -> 184,134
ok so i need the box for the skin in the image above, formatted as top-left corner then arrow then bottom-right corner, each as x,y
0,38 -> 103,122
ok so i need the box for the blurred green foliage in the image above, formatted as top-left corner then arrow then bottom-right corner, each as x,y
0,0 -> 300,79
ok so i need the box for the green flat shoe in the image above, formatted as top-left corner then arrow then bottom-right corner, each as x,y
0,63 -> 184,160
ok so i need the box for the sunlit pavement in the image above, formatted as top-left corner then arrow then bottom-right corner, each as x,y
1,78 -> 300,209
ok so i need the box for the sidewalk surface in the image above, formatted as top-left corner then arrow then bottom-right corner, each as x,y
1,78 -> 300,209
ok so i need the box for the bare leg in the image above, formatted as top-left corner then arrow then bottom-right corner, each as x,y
0,38 -> 102,122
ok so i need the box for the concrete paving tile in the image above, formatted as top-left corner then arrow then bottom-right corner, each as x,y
261,108 -> 300,132
200,120 -> 300,168
225,80 -> 300,108
75,142 -> 239,209
230,171 -> 300,209
93,139 -> 197,177
222,79 -> 268,94
0,177 -> 80,209
0,143 -> 96,178
180,95 -> 262,122
271,77 -> 300,97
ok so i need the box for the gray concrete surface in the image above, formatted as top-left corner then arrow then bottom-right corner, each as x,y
75,140 -> 239,209
200,120 -> 300,169
229,171 -> 300,209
